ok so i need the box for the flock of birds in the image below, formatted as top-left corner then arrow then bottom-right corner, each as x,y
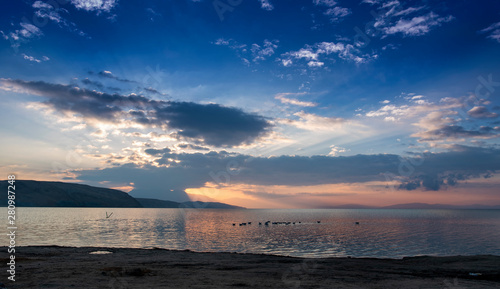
232,221 -> 360,226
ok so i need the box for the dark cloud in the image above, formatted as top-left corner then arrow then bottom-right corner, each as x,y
156,102 -> 271,147
0,78 -> 271,147
397,146 -> 499,190
80,78 -> 121,92
143,87 -> 163,95
81,78 -> 104,89
177,143 -> 210,151
145,147 -> 171,156
75,146 -> 500,200
418,125 -> 500,142
467,106 -> 499,119
1,78 -> 154,120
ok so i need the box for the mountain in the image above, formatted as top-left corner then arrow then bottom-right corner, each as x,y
136,198 -> 245,209
135,198 -> 180,208
312,203 -> 500,209
1,180 -> 141,208
382,203 -> 500,209
181,201 -> 245,209
319,204 -> 375,209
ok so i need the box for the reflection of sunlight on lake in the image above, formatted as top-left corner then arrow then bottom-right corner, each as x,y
9,208 -> 500,258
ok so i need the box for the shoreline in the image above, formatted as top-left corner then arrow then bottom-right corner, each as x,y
2,246 -> 500,288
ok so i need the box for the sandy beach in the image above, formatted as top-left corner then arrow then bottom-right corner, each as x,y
1,246 -> 499,288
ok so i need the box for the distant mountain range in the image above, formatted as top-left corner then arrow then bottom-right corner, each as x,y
380,202 -> 500,210
135,198 -> 245,209
320,202 -> 500,210
2,180 -> 499,209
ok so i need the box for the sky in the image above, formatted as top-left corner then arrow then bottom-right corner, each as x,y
1,0 -> 500,208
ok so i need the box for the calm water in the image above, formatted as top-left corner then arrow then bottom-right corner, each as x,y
5,208 -> 500,258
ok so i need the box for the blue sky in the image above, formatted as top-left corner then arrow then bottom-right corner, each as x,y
1,0 -> 500,208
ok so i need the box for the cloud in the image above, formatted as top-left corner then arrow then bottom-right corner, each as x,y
383,12 -> 454,36
2,0 -> 111,49
365,104 -> 412,119
414,125 -> 500,142
251,40 -> 279,62
480,21 -> 500,43
145,7 -> 162,22
308,61 -> 324,67
214,38 -> 278,64
258,0 -> 274,11
0,78 -> 272,147
405,102 -> 500,142
32,1 -> 87,37
75,146 -> 500,200
364,1 -> 454,38
328,144 -> 348,156
93,70 -> 135,83
243,190 -> 355,199
144,147 -> 171,156
324,6 -> 351,22
364,95 -> 500,143
275,93 -> 317,107
32,1 -> 66,24
282,111 -> 347,131
313,0 -> 337,7
397,145 -> 500,190
176,143 -> 210,151
281,41 -> 377,67
1,22 -> 43,48
468,106 -> 498,119
22,54 -> 50,63
155,101 -> 272,147
70,0 -> 118,13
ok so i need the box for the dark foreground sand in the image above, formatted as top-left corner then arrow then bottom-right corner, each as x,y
2,246 -> 499,288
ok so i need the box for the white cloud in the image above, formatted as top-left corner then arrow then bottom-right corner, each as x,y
317,41 -> 344,53
284,111 -> 347,131
313,0 -> 337,7
307,61 -> 324,67
281,41 -> 377,67
214,38 -> 278,64
328,144 -> 348,156
22,54 -> 50,63
366,104 -> 411,118
324,6 -> 351,22
275,93 -> 317,107
291,47 -> 320,60
259,0 -> 274,11
251,40 -> 279,62
70,0 -> 118,13
364,1 -> 454,38
214,38 -> 230,46
2,22 -> 43,48
480,21 -> 500,43
282,59 -> 293,67
384,12 -> 454,36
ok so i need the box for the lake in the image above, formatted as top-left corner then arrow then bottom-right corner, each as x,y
7,208 -> 500,258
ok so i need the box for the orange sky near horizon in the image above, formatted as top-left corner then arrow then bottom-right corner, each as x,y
185,175 -> 500,209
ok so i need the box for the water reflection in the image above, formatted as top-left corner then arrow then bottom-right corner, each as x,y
10,208 -> 500,258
